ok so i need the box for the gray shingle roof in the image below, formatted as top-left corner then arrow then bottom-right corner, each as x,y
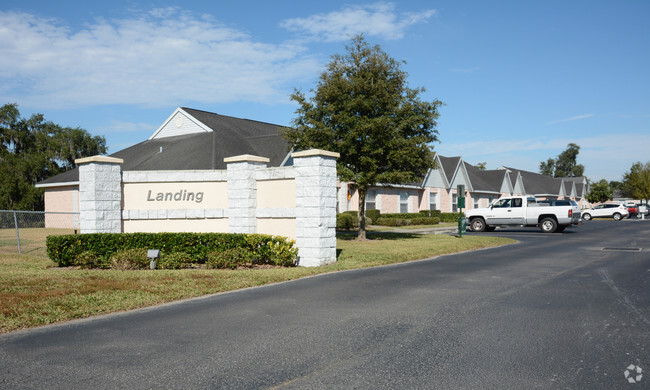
463,162 -> 507,193
502,167 -> 563,196
37,108 -> 291,186
438,156 -> 461,183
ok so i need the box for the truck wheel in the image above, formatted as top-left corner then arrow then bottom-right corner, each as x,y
470,218 -> 486,232
613,213 -> 622,221
582,213 -> 592,221
540,217 -> 557,233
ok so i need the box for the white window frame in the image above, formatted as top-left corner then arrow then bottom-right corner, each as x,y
429,191 -> 438,211
400,191 -> 409,213
366,189 -> 377,211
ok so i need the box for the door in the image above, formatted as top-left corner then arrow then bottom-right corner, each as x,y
488,198 -> 525,225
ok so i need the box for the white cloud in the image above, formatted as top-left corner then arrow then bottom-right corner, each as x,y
280,3 -> 436,42
0,9 -> 320,109
546,113 -> 594,125
97,120 -> 155,134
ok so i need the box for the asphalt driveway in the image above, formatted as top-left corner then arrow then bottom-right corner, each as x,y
1,219 -> 649,389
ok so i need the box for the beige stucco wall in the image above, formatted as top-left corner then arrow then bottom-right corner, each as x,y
122,182 -> 227,210
44,186 -> 78,228
257,179 -> 295,208
380,188 -> 399,213
257,219 -> 296,239
123,218 -> 229,233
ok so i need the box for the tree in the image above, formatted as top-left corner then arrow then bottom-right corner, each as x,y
585,179 -> 612,203
475,162 -> 487,170
283,35 -> 442,239
621,161 -> 650,201
539,143 -> 585,177
0,103 -> 107,210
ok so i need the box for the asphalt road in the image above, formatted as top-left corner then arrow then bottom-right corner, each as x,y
1,219 -> 649,389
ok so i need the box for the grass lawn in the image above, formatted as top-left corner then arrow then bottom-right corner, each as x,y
0,230 -> 514,334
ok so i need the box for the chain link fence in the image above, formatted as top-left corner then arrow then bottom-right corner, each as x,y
0,210 -> 79,256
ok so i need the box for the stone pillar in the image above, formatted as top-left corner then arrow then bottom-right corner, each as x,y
293,149 -> 340,267
225,154 -> 269,234
75,156 -> 124,234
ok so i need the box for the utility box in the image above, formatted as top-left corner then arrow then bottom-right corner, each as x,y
458,217 -> 467,234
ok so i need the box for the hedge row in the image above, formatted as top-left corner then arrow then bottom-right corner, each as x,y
375,217 -> 441,227
46,232 -> 298,268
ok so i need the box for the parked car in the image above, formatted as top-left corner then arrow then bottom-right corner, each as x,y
581,204 -> 629,221
628,203 -> 649,218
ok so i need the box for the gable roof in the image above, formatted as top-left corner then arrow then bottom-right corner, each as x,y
37,108 -> 291,187
438,156 -> 462,184
463,163 -> 511,194
501,167 -> 566,197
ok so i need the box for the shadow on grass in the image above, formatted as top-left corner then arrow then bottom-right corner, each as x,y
336,230 -> 423,241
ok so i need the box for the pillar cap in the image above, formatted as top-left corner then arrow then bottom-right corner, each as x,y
224,154 -> 270,163
291,149 -> 340,159
75,155 -> 124,164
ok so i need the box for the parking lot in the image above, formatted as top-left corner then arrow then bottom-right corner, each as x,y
1,219 -> 648,389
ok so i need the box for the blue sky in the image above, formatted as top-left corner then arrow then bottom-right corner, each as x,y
1,1 -> 648,182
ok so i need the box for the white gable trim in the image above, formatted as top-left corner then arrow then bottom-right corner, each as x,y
149,107 -> 213,140
500,172 -> 514,194
449,158 -> 473,192
432,154 -> 450,188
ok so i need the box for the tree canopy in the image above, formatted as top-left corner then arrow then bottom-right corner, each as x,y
283,35 -> 442,239
585,179 -> 612,203
0,103 -> 107,210
621,161 -> 650,201
539,143 -> 585,178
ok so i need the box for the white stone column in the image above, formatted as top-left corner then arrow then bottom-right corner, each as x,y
225,154 -> 269,234
293,149 -> 340,267
75,156 -> 124,234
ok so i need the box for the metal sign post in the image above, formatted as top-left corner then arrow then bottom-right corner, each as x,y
457,185 -> 466,237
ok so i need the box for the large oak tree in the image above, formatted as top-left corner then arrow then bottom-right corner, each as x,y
0,103 -> 107,210
621,161 -> 650,201
283,35 -> 442,239
539,143 -> 585,178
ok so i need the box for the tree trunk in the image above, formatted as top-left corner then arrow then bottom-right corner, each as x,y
357,187 -> 367,240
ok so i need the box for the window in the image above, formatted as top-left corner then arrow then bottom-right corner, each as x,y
512,198 -> 522,207
493,198 -> 511,208
429,192 -> 437,211
400,191 -> 409,213
452,194 -> 458,213
474,197 -> 480,209
366,189 -> 376,210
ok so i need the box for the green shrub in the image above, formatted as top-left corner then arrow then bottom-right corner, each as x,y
337,213 -> 357,230
158,252 -> 194,269
366,209 -> 381,224
73,250 -> 109,269
376,218 -> 409,226
419,210 -> 443,218
110,248 -> 150,270
46,232 -> 297,267
411,217 -> 441,225
439,212 -> 461,223
380,212 -> 421,220
206,248 -> 251,269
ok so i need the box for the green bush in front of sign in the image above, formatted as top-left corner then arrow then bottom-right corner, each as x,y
46,232 -> 298,268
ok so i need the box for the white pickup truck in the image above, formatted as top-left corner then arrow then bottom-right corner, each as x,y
465,196 -> 581,233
